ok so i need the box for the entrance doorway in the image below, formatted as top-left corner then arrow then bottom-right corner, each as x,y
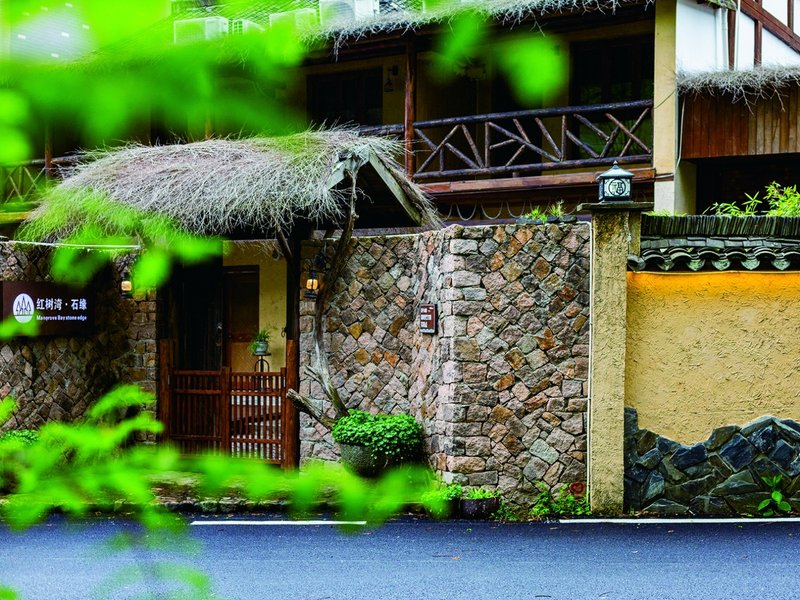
223,266 -> 260,371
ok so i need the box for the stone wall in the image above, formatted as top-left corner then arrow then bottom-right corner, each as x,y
626,408 -> 800,514
0,245 -> 157,431
299,222 -> 591,506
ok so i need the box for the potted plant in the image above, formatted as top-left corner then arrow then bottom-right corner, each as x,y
249,329 -> 270,356
331,410 -> 423,477
460,487 -> 500,519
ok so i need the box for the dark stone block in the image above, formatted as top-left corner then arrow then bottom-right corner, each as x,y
779,419 -> 800,434
636,430 -> 659,455
705,425 -> 739,451
637,448 -> 662,470
627,463 -> 649,484
708,454 -> 734,480
787,455 -> 800,478
719,434 -> 756,471
775,420 -> 800,443
657,437 -> 680,455
741,416 -> 776,438
726,493 -> 771,515
683,461 -> 714,479
659,457 -> 686,484
642,498 -> 689,515
749,425 -> 777,454
625,407 -> 639,436
624,477 -> 642,511
711,471 -> 760,496
672,443 -> 707,471
750,456 -> 785,482
770,439 -> 795,469
689,495 -> 734,516
642,471 -> 665,504
665,475 -> 716,505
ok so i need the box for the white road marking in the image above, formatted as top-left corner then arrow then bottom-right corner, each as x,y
557,517 -> 800,524
190,520 -> 367,526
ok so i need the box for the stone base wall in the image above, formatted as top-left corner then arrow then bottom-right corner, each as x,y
0,246 -> 157,432
625,408 -> 800,514
299,223 -> 590,507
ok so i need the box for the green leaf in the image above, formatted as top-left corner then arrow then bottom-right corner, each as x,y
772,490 -> 783,503
758,498 -> 771,511
131,249 -> 171,291
778,501 -> 792,513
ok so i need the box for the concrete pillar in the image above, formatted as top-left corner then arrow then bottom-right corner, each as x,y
579,201 -> 651,515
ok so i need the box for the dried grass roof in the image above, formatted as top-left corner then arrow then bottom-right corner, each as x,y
178,0 -> 653,46
31,130 -> 438,236
678,66 -> 800,103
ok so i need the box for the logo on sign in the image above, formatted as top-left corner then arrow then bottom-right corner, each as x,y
12,293 -> 34,323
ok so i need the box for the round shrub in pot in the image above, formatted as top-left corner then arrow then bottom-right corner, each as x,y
332,410 -> 423,477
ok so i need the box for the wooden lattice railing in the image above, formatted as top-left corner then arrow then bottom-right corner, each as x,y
361,99 -> 653,181
1,156 -> 77,202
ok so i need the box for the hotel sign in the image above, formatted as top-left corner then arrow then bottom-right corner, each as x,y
1,282 -> 93,336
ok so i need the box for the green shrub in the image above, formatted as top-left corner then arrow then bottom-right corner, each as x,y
332,410 -> 422,464
707,181 -> 800,217
0,429 -> 39,446
465,487 -> 499,500
529,482 -> 591,519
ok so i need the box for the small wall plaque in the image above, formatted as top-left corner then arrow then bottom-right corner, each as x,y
419,303 -> 437,334
1,281 -> 93,337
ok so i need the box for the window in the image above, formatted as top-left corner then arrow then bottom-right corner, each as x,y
308,68 -> 383,126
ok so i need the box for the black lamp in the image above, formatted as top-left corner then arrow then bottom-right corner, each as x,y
597,161 -> 634,203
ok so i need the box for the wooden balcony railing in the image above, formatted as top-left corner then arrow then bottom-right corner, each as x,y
1,156 -> 77,202
363,99 -> 653,181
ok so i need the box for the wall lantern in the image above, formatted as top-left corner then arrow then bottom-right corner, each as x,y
304,252 -> 325,299
120,270 -> 133,299
597,161 -> 634,203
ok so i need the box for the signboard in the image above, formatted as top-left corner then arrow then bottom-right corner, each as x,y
419,303 -> 437,334
1,282 -> 93,336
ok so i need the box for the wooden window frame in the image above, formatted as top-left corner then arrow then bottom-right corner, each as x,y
740,0 -> 800,56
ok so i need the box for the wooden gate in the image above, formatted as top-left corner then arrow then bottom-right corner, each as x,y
159,356 -> 288,465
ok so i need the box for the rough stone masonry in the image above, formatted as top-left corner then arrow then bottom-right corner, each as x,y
299,222 -> 591,507
0,245 -> 157,434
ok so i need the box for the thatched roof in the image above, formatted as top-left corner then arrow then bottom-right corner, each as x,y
26,130 -> 438,237
678,66 -> 800,103
176,0 -> 655,46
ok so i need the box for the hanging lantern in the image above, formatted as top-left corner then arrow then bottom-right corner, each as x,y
120,270 -> 133,299
304,251 -> 325,299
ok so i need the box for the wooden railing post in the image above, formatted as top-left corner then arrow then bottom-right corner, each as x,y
220,366 -> 231,454
282,340 -> 299,469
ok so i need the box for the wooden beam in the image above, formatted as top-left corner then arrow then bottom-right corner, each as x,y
367,152 -> 423,225
421,168 -> 656,196
728,9 -> 736,69
755,20 -> 763,65
741,0 -> 800,52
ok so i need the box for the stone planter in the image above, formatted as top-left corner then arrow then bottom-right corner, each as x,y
338,443 -> 389,477
460,497 -> 500,519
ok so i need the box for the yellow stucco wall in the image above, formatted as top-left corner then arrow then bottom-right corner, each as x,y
223,241 -> 287,370
626,271 -> 800,444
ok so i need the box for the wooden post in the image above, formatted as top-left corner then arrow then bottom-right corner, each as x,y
43,124 -> 53,180
404,37 -> 417,177
220,366 -> 231,454
157,339 -> 173,441
282,342 -> 300,469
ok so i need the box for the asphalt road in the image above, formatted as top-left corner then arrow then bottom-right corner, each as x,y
2,515 -> 800,599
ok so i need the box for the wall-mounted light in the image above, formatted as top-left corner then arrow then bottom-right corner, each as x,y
384,65 -> 399,93
597,161 -> 634,203
120,270 -> 133,299
304,251 -> 325,299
